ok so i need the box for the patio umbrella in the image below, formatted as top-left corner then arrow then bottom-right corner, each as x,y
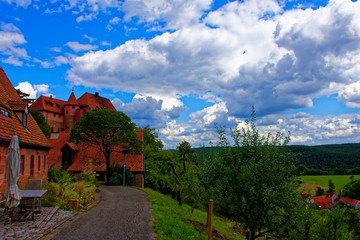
4,135 -> 22,208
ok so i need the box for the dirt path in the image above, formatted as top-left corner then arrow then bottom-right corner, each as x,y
49,186 -> 155,240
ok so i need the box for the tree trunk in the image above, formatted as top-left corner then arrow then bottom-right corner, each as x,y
178,189 -> 183,205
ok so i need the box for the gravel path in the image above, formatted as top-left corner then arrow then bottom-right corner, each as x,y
51,186 -> 155,240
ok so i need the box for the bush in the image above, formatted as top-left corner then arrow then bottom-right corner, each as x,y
107,164 -> 134,186
42,182 -> 61,207
81,160 -> 100,187
315,187 -> 325,196
48,165 -> 75,185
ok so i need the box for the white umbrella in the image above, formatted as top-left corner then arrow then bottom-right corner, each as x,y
4,135 -> 22,208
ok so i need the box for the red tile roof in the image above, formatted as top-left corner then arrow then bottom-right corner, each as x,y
65,92 -> 78,106
313,197 -> 334,209
49,131 -> 144,172
30,95 -> 66,114
0,67 -> 51,148
77,92 -> 116,110
338,197 -> 359,206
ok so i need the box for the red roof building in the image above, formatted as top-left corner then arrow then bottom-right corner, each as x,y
31,89 -> 144,187
338,197 -> 360,209
313,197 -> 335,209
0,67 -> 51,192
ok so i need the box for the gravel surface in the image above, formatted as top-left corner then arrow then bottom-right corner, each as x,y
51,186 -> 155,240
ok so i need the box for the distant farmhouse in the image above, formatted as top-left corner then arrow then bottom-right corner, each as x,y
0,67 -> 51,192
30,89 -> 145,187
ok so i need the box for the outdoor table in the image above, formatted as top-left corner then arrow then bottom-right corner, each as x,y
19,190 -> 47,221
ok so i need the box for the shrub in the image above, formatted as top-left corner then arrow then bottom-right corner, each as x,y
107,164 -> 134,186
42,182 -> 61,207
315,187 -> 325,196
81,160 -> 100,187
48,165 -> 75,185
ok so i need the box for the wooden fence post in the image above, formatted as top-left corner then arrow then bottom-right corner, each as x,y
207,199 -> 213,240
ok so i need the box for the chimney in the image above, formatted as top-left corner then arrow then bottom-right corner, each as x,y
50,95 -> 53,99
95,92 -> 99,98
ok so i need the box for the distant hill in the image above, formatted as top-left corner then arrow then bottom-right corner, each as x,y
194,143 -> 360,170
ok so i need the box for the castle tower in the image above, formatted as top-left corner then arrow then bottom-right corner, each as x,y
63,91 -> 79,132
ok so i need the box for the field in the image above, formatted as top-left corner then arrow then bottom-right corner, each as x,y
300,175 -> 360,193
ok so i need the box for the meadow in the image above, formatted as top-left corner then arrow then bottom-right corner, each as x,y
300,175 -> 360,191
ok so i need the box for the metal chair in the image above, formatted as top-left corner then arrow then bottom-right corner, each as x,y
21,179 -> 42,212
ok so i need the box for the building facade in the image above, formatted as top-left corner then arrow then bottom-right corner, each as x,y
31,90 -> 145,187
0,67 -> 51,192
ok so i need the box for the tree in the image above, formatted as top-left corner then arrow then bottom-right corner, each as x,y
29,109 -> 51,138
167,141 -> 197,205
201,110 -> 299,239
328,179 -> 336,193
16,89 -> 35,103
69,109 -> 142,179
343,179 -> 360,199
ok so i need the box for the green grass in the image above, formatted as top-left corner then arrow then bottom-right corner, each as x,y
300,175 -> 360,190
143,188 -> 244,240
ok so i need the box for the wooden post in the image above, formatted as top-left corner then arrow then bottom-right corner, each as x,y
207,199 -> 213,240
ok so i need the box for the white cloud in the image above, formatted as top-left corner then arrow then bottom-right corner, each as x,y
62,0 -> 360,147
1,0 -> 32,7
65,41 -> 98,52
106,17 -> 121,31
15,82 -> 50,99
122,0 -> 212,30
0,23 -> 28,66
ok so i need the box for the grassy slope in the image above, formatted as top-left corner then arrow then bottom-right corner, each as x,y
143,188 -> 243,240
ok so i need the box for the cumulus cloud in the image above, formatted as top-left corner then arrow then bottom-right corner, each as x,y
67,0 -> 360,122
113,94 -> 186,129
122,0 -> 212,30
15,82 -> 51,99
65,41 -> 98,52
0,23 -> 28,66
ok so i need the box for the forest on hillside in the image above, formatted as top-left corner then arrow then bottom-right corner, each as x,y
195,143 -> 360,170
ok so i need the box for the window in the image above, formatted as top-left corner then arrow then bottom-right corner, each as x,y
66,110 -> 69,114
51,127 -> 54,132
0,109 -> 10,117
21,155 -> 25,175
43,156 -> 46,170
38,155 -> 41,171
54,113 -> 56,117
30,155 -> 35,176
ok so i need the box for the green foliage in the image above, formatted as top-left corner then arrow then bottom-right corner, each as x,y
81,160 -> 100,187
328,179 -> 335,193
144,188 -> 243,240
315,187 -> 325,196
107,164 -> 134,186
201,110 -> 299,239
343,179 -> 360,199
69,109 -> 142,176
29,109 -> 51,138
41,182 -> 60,207
48,165 -> 75,185
311,205 -> 355,240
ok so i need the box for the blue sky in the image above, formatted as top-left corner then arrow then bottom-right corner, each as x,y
1,0 -> 360,148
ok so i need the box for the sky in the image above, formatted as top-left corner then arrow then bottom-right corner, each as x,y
1,0 -> 360,149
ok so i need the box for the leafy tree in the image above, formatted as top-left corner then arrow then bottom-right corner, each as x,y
69,109 -> 142,179
16,88 -> 35,103
328,179 -> 336,193
29,109 -> 51,138
201,110 -> 299,239
343,179 -> 360,199
316,187 -> 325,196
169,141 -> 197,205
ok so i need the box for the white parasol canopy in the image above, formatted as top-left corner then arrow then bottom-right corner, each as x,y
4,135 -> 22,208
